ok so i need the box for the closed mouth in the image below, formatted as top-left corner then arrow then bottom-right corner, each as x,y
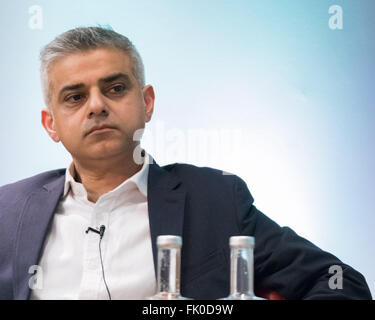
86,125 -> 116,136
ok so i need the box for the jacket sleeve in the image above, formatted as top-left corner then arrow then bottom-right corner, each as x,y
0,185 -> 21,300
233,176 -> 372,300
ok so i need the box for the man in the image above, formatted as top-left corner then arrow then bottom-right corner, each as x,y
0,26 -> 371,300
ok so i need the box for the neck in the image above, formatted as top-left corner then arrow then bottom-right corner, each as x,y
71,152 -> 143,203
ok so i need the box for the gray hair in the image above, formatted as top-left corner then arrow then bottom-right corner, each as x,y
40,26 -> 145,107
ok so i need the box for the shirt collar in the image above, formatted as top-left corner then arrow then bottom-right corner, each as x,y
63,151 -> 150,199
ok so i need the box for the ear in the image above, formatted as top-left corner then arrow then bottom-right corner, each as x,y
41,108 -> 60,142
142,85 -> 155,123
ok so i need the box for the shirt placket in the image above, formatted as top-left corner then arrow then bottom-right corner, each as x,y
95,198 -> 111,300
77,199 -> 109,299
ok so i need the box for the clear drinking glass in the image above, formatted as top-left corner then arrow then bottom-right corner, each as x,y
220,236 -> 265,300
147,235 -> 192,300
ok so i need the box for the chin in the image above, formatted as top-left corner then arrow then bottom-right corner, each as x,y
88,143 -> 133,159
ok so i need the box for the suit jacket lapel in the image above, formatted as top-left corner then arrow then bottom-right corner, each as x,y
147,161 -> 186,277
13,159 -> 186,298
13,174 -> 65,300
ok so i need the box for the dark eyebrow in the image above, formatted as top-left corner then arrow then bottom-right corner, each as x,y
58,73 -> 132,100
58,83 -> 85,100
99,72 -> 131,84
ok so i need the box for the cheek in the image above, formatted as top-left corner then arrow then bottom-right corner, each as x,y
129,109 -> 146,131
118,104 -> 145,127
54,115 -> 82,147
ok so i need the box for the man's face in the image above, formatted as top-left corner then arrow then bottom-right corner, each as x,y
41,48 -> 154,162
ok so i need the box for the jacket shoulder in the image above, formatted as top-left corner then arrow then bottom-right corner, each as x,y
161,162 -> 248,194
0,169 -> 66,204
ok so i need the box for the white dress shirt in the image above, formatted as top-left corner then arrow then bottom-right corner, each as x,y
30,152 -> 157,300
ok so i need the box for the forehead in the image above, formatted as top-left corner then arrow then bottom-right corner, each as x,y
49,48 -> 133,91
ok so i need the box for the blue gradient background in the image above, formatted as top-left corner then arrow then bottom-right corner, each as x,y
0,0 -> 374,298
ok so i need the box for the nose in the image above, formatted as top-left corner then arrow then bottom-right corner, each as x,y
87,88 -> 109,118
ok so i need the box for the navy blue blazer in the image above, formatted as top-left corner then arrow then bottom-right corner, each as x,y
0,160 -> 372,300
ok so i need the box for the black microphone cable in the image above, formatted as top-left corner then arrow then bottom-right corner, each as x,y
98,225 -> 111,300
86,225 -> 112,300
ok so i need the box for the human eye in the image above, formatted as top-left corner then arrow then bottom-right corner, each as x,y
65,93 -> 85,104
108,84 -> 126,95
